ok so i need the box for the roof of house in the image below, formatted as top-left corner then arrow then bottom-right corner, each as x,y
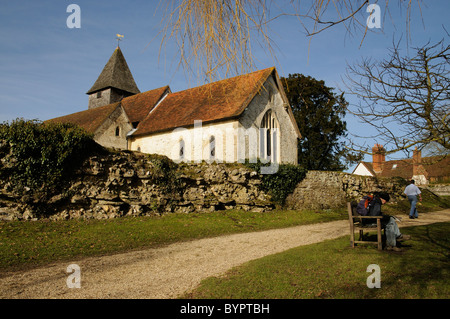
46,86 -> 170,133
360,159 -> 413,178
87,47 -> 140,95
419,155 -> 450,178
358,155 -> 450,179
132,67 -> 299,137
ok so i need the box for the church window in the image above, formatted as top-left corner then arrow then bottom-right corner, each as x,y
97,91 -> 102,98
179,139 -> 185,160
209,136 -> 216,160
260,110 -> 279,162
115,126 -> 120,137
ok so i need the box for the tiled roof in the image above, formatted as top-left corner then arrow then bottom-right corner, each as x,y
132,67 -> 277,137
363,159 -> 413,178
45,102 -> 121,133
361,155 -> 450,179
121,86 -> 170,123
46,86 -> 170,133
87,47 -> 140,95
421,156 -> 450,178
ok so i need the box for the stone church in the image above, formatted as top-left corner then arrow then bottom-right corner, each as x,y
48,46 -> 301,164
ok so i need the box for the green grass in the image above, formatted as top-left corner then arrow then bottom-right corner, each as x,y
183,222 -> 450,299
1,192 -> 448,300
0,208 -> 346,272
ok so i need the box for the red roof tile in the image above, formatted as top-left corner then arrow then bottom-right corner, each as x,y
121,86 -> 170,123
46,86 -> 170,133
45,102 -> 121,133
132,67 -> 276,137
361,155 -> 450,179
47,67 -> 302,141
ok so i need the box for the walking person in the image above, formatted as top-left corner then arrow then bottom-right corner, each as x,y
403,180 -> 422,219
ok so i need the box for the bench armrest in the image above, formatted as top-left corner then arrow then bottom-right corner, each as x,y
352,216 -> 384,219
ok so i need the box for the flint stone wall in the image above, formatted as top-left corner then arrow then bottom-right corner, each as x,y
425,184 -> 450,196
285,170 -> 407,210
0,150 -> 411,221
0,152 -> 273,221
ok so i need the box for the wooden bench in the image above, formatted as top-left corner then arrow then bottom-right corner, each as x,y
347,202 -> 384,251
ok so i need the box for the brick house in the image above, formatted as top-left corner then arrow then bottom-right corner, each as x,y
352,144 -> 450,185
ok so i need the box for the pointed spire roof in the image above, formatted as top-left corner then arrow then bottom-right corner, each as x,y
87,46 -> 140,95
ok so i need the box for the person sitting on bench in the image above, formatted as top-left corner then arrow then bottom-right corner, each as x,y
364,192 -> 411,251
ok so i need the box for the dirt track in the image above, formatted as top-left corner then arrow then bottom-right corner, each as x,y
1,209 -> 449,299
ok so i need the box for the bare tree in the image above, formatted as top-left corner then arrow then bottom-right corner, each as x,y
156,0 -> 422,82
344,39 -> 449,156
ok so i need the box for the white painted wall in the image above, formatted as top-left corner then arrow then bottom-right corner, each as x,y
130,120 -> 240,163
352,163 -> 374,176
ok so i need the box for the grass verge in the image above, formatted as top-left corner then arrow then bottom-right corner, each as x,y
1,192 -> 448,278
0,208 -> 346,272
183,222 -> 450,299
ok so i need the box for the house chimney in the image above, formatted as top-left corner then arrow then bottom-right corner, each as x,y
372,143 -> 385,174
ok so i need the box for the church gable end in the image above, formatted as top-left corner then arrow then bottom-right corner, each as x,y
238,73 -> 300,164
94,104 -> 132,150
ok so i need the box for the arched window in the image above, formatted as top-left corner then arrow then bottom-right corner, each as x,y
179,139 -> 185,160
260,110 -> 279,162
209,136 -> 216,161
115,126 -> 120,137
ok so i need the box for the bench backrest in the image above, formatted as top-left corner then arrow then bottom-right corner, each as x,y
347,201 -> 361,224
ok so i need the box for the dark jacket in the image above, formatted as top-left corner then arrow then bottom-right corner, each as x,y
363,196 -> 387,225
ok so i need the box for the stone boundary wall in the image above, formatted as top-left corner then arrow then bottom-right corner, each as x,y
425,184 -> 450,196
0,150 -> 413,221
285,170 -> 408,210
0,152 -> 273,221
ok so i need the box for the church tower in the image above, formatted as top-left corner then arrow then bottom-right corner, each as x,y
86,46 -> 140,109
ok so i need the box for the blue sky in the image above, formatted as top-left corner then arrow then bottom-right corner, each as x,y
0,1 -> 448,171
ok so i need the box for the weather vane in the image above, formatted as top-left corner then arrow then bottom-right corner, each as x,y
116,34 -> 124,47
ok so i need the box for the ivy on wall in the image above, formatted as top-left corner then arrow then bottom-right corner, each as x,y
0,119 -> 99,201
245,161 -> 307,205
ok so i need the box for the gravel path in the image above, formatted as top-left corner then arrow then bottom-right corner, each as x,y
1,209 -> 449,299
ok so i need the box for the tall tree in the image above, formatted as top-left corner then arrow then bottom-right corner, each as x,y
282,74 -> 362,170
344,39 -> 449,156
